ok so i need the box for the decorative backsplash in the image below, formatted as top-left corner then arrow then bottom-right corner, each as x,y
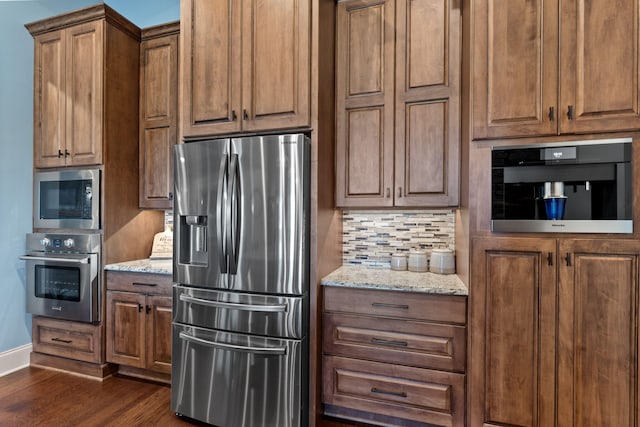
342,210 -> 455,267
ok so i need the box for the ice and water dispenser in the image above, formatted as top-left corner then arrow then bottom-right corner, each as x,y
491,138 -> 632,233
178,215 -> 208,266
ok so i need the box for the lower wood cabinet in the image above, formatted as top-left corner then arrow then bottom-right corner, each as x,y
106,270 -> 172,382
32,316 -> 102,364
471,237 -> 640,427
322,286 -> 467,427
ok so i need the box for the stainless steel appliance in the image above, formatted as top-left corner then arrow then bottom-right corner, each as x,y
34,169 -> 100,230
172,133 -> 310,427
491,138 -> 632,233
20,233 -> 101,323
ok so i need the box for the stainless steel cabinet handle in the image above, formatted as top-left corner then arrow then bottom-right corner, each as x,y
178,331 -> 287,355
179,294 -> 288,312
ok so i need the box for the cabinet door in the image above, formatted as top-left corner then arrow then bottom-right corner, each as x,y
335,0 -> 395,207
394,0 -> 460,207
559,0 -> 640,134
557,239 -> 640,427
33,30 -> 66,168
180,0 -> 241,138
145,295 -> 172,374
139,31 -> 178,209
241,0 -> 310,132
106,291 -> 145,369
65,21 -> 103,166
470,237 -> 556,427
472,0 -> 558,139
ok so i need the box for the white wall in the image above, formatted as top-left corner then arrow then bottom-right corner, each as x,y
0,0 -> 179,373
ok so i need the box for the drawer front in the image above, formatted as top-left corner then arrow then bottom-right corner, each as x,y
32,317 -> 101,364
106,270 -> 172,296
323,313 -> 465,372
324,286 -> 466,324
323,355 -> 464,427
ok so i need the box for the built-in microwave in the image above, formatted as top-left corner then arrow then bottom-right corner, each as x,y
491,138 -> 632,233
34,169 -> 100,230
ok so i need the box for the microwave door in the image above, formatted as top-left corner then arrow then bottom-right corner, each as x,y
174,140 -> 230,289
228,135 -> 310,296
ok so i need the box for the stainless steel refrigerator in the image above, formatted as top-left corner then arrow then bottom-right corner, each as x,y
171,134 -> 310,427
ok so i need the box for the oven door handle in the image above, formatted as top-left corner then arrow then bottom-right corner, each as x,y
19,255 -> 91,264
179,294 -> 287,313
178,331 -> 287,355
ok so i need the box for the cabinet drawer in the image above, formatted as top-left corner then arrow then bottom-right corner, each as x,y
32,317 -> 101,364
323,313 -> 465,372
323,355 -> 464,427
324,286 -> 466,324
106,270 -> 172,296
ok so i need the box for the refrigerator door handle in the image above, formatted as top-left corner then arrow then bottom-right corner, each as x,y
178,331 -> 287,355
179,293 -> 288,312
216,155 -> 228,273
228,153 -> 241,274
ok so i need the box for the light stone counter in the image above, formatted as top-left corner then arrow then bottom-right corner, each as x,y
104,258 -> 172,275
321,265 -> 468,296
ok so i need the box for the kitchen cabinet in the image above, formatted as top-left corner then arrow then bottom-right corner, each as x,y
180,0 -> 310,138
27,5 -> 141,168
472,0 -> 640,140
106,271 -> 172,383
322,286 -> 466,427
32,316 -> 102,364
470,237 -> 640,426
139,22 -> 179,209
335,0 -> 460,207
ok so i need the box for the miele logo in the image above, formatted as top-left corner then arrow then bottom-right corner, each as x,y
51,306 -> 63,311
551,223 -> 566,227
553,152 -> 564,159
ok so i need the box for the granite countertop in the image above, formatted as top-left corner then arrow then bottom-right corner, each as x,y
104,258 -> 172,275
321,265 -> 468,296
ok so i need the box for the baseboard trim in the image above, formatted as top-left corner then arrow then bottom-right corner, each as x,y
0,344 -> 32,377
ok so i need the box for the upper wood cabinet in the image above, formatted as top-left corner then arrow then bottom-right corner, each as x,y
473,0 -> 640,139
471,237 -> 640,427
139,22 -> 179,209
180,0 -> 310,139
31,21 -> 104,168
28,6 -> 143,169
335,0 -> 460,207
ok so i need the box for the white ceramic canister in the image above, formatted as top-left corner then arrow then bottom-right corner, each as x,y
390,253 -> 407,271
407,250 -> 428,272
430,248 -> 455,274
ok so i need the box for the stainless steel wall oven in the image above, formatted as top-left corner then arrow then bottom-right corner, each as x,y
21,233 -> 101,323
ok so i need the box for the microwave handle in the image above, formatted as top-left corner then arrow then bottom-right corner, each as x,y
19,255 -> 90,264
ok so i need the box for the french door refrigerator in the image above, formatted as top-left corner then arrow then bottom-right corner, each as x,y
171,134 -> 310,427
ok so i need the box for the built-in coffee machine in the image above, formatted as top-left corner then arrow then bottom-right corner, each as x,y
491,138 -> 632,233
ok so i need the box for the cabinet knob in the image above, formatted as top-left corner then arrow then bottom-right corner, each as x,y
397,187 -> 403,198
243,109 -> 249,120
138,303 -> 143,312
64,149 -> 69,157
145,305 -> 151,314
548,106 -> 555,122
231,110 -> 237,121
58,149 -> 63,158
567,105 -> 575,121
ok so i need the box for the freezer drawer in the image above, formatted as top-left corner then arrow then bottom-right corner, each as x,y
173,285 -> 304,339
172,324 -> 306,427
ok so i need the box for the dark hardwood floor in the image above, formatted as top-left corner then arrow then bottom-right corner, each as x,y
0,366 -> 372,426
0,367 -> 205,426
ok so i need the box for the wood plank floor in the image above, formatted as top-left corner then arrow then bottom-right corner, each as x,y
0,367 -> 206,426
0,366 -> 371,426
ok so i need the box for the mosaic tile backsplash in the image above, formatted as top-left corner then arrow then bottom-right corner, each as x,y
342,210 -> 455,267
